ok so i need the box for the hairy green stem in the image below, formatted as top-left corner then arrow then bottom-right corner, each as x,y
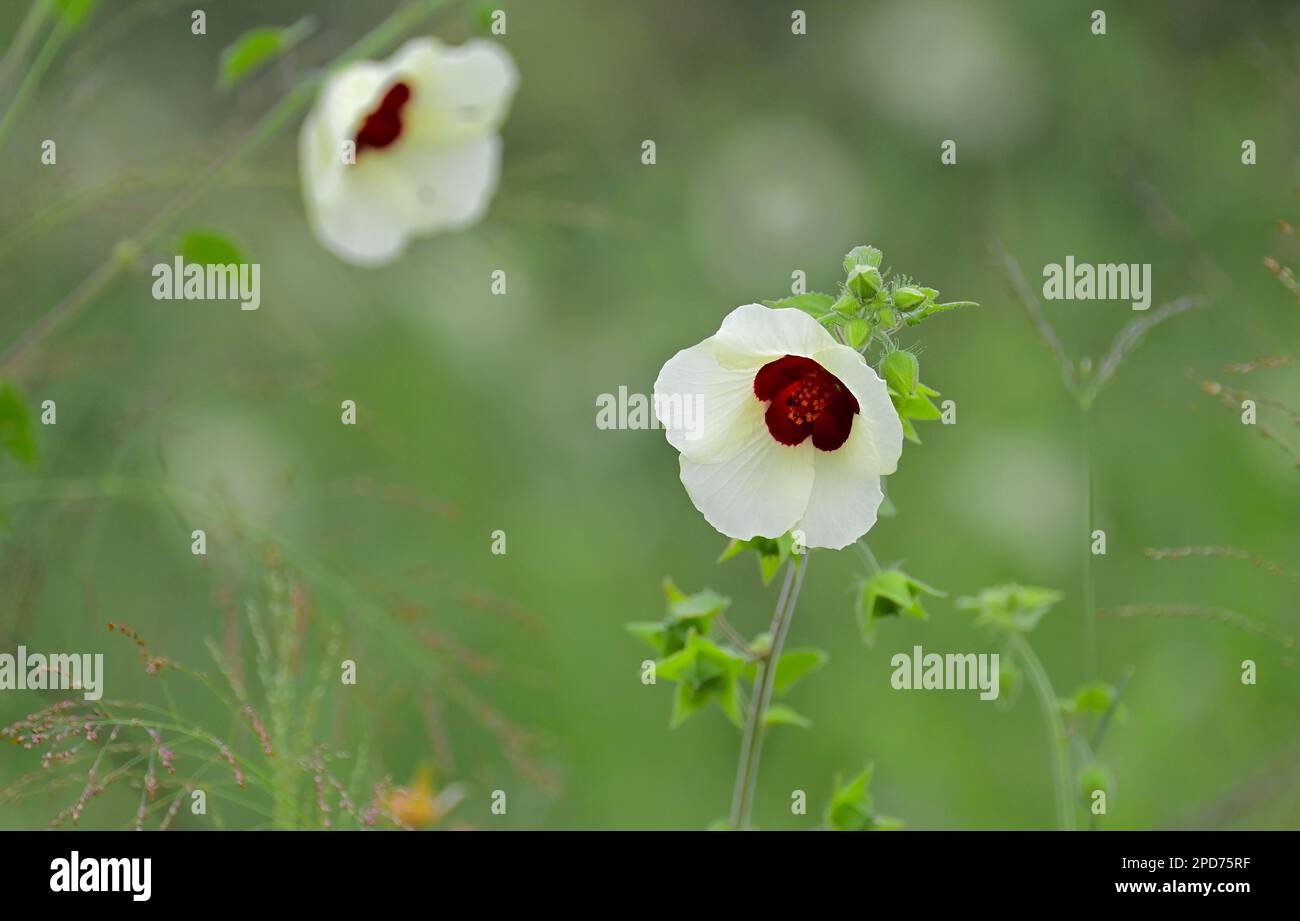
0,0 -> 451,379
1010,632 -> 1074,830
729,552 -> 809,829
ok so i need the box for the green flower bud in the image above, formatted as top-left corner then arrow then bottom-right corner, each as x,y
893,285 -> 926,309
847,265 -> 883,300
881,350 -> 919,396
832,291 -> 860,314
843,245 -> 882,274
1079,763 -> 1113,800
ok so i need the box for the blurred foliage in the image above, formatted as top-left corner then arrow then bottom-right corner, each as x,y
0,0 -> 1298,829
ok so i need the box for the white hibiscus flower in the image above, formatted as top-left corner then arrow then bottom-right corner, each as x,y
653,304 -> 904,550
299,37 -> 518,266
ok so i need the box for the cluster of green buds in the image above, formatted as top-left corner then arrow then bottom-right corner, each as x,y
766,244 -> 976,353
765,244 -> 976,443
835,244 -> 949,341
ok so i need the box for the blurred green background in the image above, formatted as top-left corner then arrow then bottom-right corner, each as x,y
1,0 -> 1298,830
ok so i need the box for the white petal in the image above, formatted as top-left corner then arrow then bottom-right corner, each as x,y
653,341 -> 764,464
303,130 -> 501,266
679,427 -> 814,541
813,344 -> 904,474
312,62 -> 392,152
401,38 -> 519,144
387,133 -> 503,231
796,424 -> 885,550
299,170 -> 408,267
712,304 -> 838,369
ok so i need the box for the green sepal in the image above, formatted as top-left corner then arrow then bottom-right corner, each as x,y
718,533 -> 794,585
856,568 -> 945,644
848,317 -> 871,348
825,764 -> 903,831
626,579 -> 730,656
957,584 -> 1064,634
656,631 -> 746,728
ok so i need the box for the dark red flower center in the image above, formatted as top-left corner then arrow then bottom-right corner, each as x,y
354,81 -> 413,155
753,355 -> 859,451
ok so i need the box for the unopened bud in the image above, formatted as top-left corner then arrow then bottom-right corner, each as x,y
893,286 -> 926,309
847,265 -> 883,300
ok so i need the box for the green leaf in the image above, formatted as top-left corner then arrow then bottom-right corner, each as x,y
898,392 -> 941,421
921,300 -> 977,318
764,704 -> 811,729
772,647 -> 828,694
177,228 -> 244,266
855,569 -> 945,644
957,584 -> 1064,634
843,245 -> 883,274
217,19 -> 314,92
763,293 -> 836,318
741,646 -> 828,695
0,383 -> 37,468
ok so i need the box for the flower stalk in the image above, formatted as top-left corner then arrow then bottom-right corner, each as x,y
729,552 -> 810,829
1009,632 -> 1074,831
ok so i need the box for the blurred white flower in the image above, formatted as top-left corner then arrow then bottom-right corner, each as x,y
654,305 -> 903,550
299,37 -> 518,266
